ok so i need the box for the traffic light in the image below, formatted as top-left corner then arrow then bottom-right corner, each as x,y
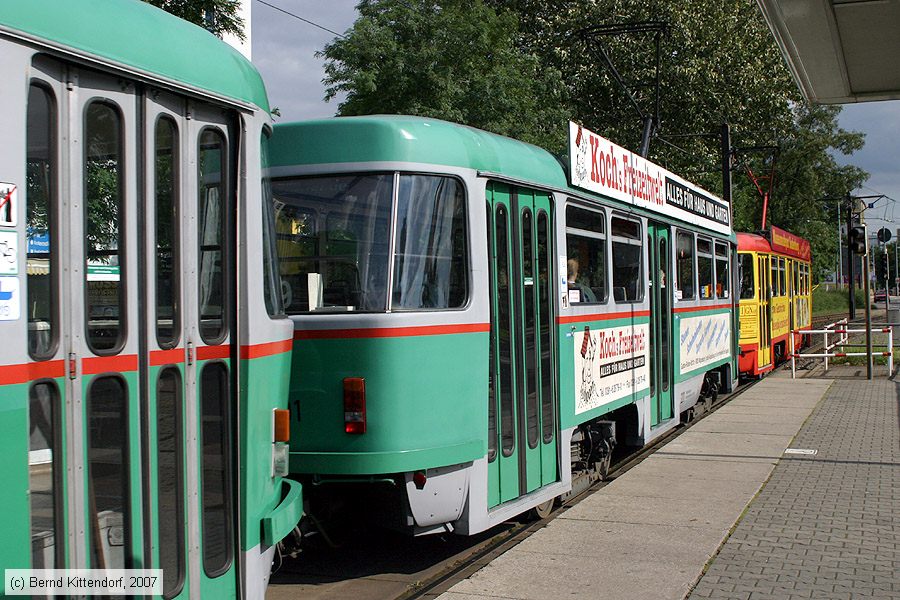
849,225 -> 867,255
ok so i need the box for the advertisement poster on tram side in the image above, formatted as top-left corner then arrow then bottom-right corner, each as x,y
574,323 -> 650,414
771,301 -> 790,333
678,312 -> 731,374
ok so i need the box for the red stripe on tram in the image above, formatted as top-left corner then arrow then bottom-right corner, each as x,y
294,323 -> 491,340
150,348 -> 185,366
240,338 -> 293,359
558,310 -> 651,325
672,302 -> 733,313
0,359 -> 65,385
82,354 -> 138,375
196,345 -> 231,361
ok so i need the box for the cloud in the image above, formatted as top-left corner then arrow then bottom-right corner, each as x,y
252,0 -> 358,121
836,102 -> 900,229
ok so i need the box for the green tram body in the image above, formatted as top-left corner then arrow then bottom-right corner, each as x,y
0,1 -> 302,598
269,116 -> 738,535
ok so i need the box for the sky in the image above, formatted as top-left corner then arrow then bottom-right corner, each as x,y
250,1 -> 900,239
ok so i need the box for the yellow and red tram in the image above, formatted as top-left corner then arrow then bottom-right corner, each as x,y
738,226 -> 812,377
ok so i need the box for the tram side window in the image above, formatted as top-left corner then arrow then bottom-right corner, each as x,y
676,231 -> 695,300
87,376 -> 130,569
715,242 -> 729,298
155,117 -> 180,347
611,216 -> 643,303
565,205 -> 607,304
697,237 -> 713,299
739,253 -> 755,299
792,260 -> 800,296
392,175 -> 467,310
198,129 -> 229,343
26,84 -> 58,359
200,362 -> 233,577
157,368 -> 185,598
84,101 -> 126,354
771,258 -> 780,297
29,381 -> 62,568
779,258 -> 786,297
271,175 -> 393,313
260,132 -> 285,317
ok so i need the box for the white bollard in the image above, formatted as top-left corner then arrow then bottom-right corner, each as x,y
790,328 -> 796,379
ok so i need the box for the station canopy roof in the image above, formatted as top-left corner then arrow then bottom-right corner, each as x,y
756,0 -> 900,103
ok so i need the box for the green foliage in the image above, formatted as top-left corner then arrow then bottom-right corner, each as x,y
325,0 -> 869,283
319,0 -> 570,149
142,0 -> 245,40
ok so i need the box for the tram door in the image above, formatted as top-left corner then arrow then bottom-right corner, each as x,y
757,256 -> 772,368
26,58 -> 238,598
144,92 -> 239,599
648,223 -> 673,427
486,183 -> 558,507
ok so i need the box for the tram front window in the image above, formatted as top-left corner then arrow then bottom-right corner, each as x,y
272,174 -> 393,313
271,173 -> 467,313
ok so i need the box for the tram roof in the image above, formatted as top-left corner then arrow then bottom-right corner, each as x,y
737,230 -> 811,262
0,0 -> 269,111
271,115 -> 569,188
271,116 -> 733,237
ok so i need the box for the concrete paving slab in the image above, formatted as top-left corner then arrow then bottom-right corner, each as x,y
685,418 -> 807,436
559,492 -> 743,530
437,376 -> 834,600
626,456 -> 777,482
653,431 -> 796,460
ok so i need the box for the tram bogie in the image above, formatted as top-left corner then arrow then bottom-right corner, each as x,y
269,116 -> 739,537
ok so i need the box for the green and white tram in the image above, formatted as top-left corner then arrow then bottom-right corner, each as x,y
0,1 -> 302,597
268,116 -> 737,535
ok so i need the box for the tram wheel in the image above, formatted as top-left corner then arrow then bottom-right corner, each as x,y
528,499 -> 555,520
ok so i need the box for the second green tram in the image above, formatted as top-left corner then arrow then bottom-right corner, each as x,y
268,116 -> 737,535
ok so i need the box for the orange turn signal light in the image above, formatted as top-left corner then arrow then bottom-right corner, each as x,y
274,409 -> 290,442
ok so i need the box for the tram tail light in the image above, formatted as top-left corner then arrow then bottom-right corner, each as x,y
343,377 -> 366,434
273,409 -> 290,442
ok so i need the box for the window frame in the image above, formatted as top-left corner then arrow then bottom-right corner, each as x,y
715,241 -> 730,299
676,229 -> 696,301
196,126 -> 230,345
28,379 -> 65,569
26,81 -> 60,361
564,202 -> 608,305
83,98 -> 127,356
696,236 -> 714,301
610,214 -> 644,304
389,172 -> 470,312
199,360 -> 234,578
154,114 -> 181,349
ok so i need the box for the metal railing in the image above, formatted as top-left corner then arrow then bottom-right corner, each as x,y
790,320 -> 894,378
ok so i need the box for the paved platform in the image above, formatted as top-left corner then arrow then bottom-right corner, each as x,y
436,366 -> 899,600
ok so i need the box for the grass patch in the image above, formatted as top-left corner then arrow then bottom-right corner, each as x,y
829,344 -> 893,365
811,287 -> 865,315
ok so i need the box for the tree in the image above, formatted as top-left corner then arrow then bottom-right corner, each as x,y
326,0 -> 868,280
142,0 -> 245,40
319,0 -> 570,149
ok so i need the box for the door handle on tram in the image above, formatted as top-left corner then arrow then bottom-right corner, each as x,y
187,342 -> 195,366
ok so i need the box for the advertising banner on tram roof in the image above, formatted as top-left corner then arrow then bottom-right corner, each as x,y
568,122 -> 732,236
